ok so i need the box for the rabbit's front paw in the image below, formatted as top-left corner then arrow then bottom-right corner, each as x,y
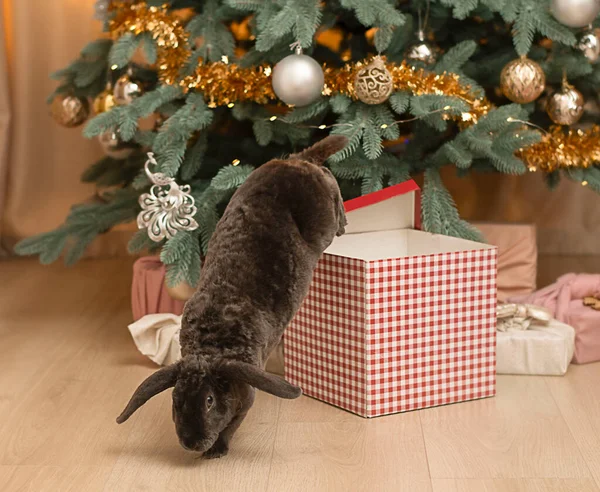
203,440 -> 229,459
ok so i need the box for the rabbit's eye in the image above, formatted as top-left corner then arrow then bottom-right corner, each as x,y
206,395 -> 214,409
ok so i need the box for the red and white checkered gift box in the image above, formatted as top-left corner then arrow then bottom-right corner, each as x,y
285,180 -> 497,417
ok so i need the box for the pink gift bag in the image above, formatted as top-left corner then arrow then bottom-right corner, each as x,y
131,257 -> 186,321
510,273 -> 600,364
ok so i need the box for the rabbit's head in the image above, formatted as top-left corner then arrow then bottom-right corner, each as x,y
116,356 -> 301,453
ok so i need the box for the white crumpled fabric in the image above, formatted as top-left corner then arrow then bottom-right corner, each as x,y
127,313 -> 285,374
496,303 -> 575,376
128,313 -> 182,366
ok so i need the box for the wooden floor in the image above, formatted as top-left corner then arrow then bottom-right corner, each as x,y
0,257 -> 599,492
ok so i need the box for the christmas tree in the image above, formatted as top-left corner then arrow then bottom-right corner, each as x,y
15,0 -> 600,289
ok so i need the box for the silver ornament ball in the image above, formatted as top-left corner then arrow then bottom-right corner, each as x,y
272,52 -> 324,107
578,28 -> 600,63
406,30 -> 439,65
551,0 -> 600,28
98,130 -> 135,159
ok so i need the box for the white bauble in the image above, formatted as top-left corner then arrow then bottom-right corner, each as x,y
271,53 -> 324,107
551,0 -> 600,28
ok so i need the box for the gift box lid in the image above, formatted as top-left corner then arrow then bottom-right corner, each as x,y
343,179 -> 421,235
327,180 -> 492,261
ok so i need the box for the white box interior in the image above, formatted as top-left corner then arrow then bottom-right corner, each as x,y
328,189 -> 494,260
326,229 -> 494,261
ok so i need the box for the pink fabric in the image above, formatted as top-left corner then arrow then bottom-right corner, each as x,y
475,223 -> 537,302
131,256 -> 186,321
509,274 -> 600,364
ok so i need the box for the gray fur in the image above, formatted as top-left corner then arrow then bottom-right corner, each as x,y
117,135 -> 348,459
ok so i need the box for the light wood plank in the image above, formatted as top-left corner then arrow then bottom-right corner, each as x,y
432,478 -> 599,492
544,363 -> 600,489
267,416 -> 432,492
166,424 -> 276,492
0,466 -> 113,492
420,376 -> 590,479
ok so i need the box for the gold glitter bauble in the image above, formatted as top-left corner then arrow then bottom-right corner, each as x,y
547,82 -> 585,125
98,130 -> 135,159
500,57 -> 546,104
354,57 -> 393,104
93,88 -> 117,114
50,94 -> 90,128
113,74 -> 142,105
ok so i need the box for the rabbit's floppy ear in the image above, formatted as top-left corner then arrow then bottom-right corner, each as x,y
116,363 -> 180,424
291,135 -> 348,165
218,361 -> 302,399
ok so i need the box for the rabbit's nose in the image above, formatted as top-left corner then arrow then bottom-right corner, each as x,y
180,440 -> 195,451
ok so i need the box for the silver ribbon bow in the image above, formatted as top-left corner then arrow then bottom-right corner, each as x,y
497,303 -> 552,332
137,153 -> 199,242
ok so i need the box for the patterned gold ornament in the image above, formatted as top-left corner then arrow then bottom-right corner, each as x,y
113,74 -> 142,105
93,87 -> 117,114
50,94 -> 90,128
500,57 -> 546,104
354,56 -> 394,104
547,81 -> 585,125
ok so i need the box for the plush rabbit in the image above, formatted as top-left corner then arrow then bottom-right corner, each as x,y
117,135 -> 348,458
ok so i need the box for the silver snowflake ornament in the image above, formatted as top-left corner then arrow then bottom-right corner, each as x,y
137,153 -> 199,242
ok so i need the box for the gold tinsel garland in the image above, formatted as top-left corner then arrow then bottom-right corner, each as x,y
517,126 -> 600,173
109,2 -> 190,85
179,60 -> 492,124
107,1 -> 600,174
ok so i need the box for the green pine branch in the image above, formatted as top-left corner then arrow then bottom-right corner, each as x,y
422,168 -> 484,242
211,164 -> 255,190
15,191 -> 139,265
109,33 -> 142,69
